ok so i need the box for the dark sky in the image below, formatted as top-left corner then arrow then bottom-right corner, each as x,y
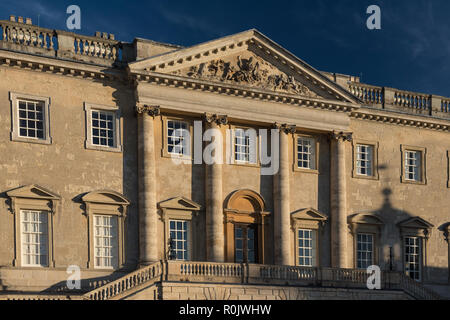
2,0 -> 450,96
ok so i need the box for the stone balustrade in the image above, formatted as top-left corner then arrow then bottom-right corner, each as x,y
81,260 -> 444,300
348,81 -> 450,119
0,18 -> 123,65
84,262 -> 163,300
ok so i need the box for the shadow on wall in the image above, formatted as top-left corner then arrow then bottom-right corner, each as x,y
358,186 -> 449,286
93,68 -> 140,270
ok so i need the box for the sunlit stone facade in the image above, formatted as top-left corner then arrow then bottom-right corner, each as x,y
0,16 -> 448,300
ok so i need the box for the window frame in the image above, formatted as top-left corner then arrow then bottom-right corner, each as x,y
296,228 -> 317,267
84,103 -> 122,153
82,191 -> 129,270
293,134 -> 319,174
397,217 -> 433,283
352,139 -> 379,180
404,236 -> 423,282
158,197 -> 202,261
229,124 -> 260,167
168,219 -> 191,261
93,214 -> 119,270
6,185 -> 59,268
356,233 -> 375,269
400,145 -> 427,185
10,92 -> 52,145
349,213 -> 384,269
161,116 -> 194,161
291,208 -> 327,267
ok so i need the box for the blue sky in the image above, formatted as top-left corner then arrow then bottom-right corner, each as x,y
2,0 -> 450,96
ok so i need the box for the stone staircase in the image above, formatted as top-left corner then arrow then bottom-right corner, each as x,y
80,261 -> 444,300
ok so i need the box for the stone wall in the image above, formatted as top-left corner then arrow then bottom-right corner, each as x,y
127,282 -> 410,300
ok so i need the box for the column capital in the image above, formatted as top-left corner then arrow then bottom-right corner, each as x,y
136,105 -> 160,117
444,223 -> 450,242
203,113 -> 228,126
273,123 -> 296,134
331,131 -> 353,142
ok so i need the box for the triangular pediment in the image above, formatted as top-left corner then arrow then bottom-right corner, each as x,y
158,197 -> 201,211
398,217 -> 434,230
7,184 -> 60,200
129,30 -> 360,103
291,208 -> 328,221
82,190 -> 130,205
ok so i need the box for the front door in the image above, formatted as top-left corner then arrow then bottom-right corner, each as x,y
234,224 -> 258,263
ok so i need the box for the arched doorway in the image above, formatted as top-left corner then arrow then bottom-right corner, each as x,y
224,189 -> 270,264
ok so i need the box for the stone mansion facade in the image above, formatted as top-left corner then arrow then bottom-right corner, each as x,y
0,15 -> 448,300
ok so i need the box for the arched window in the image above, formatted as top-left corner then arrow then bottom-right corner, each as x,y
291,208 -> 327,267
82,190 -> 129,270
224,190 -> 270,264
348,213 -> 384,269
398,217 -> 434,282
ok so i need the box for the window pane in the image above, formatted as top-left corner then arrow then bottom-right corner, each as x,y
168,219 -> 189,261
21,210 -> 48,267
297,229 -> 316,267
93,215 -> 118,269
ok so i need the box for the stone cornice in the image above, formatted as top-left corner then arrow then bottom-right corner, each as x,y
351,109 -> 450,133
133,71 -> 359,114
0,49 -> 126,82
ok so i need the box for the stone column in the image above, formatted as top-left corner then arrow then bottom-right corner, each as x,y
274,123 -> 296,266
330,131 -> 352,268
137,105 -> 160,265
204,113 -> 228,262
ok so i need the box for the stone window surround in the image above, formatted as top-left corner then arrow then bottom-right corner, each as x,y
228,123 -> 260,168
293,133 -> 320,174
158,197 -> 202,261
291,208 -> 327,267
400,145 -> 427,185
224,190 -> 270,264
81,190 -> 129,270
348,213 -> 384,269
84,102 -> 122,153
6,185 -> 60,269
352,139 -> 379,180
9,92 -> 52,145
161,115 -> 194,161
397,217 -> 434,282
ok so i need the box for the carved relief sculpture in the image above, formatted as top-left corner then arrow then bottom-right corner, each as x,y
172,53 -> 317,97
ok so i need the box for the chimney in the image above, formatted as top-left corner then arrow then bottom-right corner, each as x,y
25,17 -> 32,25
9,15 -> 16,22
17,16 -> 24,23
95,31 -> 101,37
109,34 -> 115,40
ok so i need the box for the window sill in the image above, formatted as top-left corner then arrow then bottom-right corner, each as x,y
352,173 -> 379,181
85,142 -> 122,153
230,161 -> 260,168
293,166 -> 319,174
401,179 -> 427,186
161,151 -> 193,163
11,135 -> 52,145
